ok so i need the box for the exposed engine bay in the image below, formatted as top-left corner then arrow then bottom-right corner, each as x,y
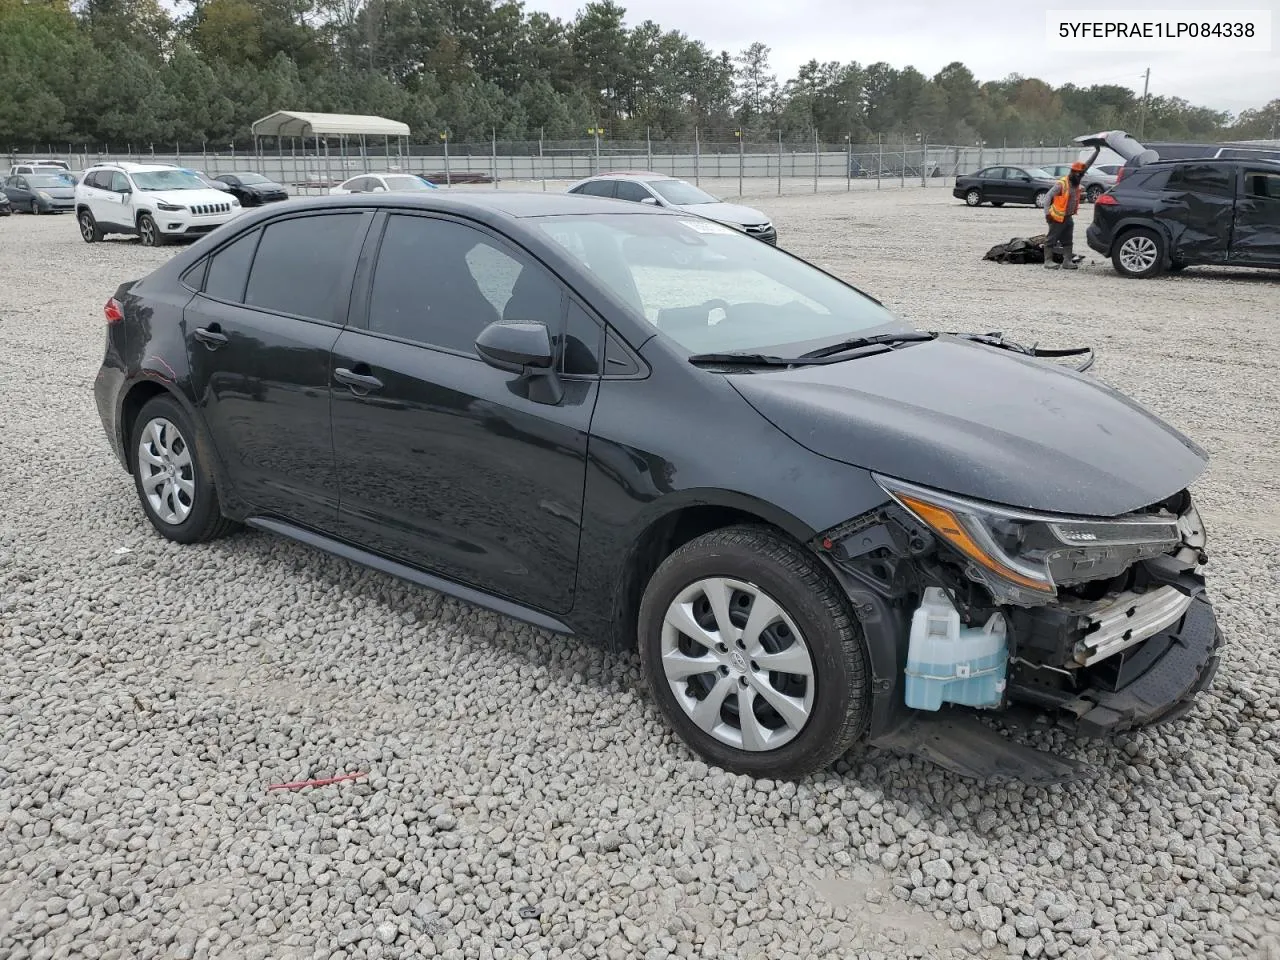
814,479 -> 1221,782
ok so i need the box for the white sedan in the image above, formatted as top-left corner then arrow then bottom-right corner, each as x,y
328,173 -> 438,194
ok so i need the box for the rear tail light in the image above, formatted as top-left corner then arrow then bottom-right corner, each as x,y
104,298 -> 124,324
1095,193 -> 1118,205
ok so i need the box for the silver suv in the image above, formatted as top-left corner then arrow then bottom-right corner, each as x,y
567,172 -> 777,244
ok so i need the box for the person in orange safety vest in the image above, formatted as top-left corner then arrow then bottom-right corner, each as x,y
1043,144 -> 1101,270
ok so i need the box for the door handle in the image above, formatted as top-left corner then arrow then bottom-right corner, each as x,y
334,366 -> 384,393
194,326 -> 228,347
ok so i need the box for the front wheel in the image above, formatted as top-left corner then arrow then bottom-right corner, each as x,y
1033,190 -> 1048,208
964,188 -> 982,206
30,199 -> 41,215
1113,228 -> 1166,278
637,525 -> 871,780
131,394 -> 236,543
78,209 -> 102,243
137,213 -> 166,247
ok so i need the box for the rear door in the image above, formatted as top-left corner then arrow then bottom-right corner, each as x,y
3,177 -> 30,209
1161,162 -> 1237,264
183,209 -> 374,527
1230,167 -> 1280,265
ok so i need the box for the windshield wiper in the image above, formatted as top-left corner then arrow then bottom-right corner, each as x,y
686,352 -> 834,367
797,331 -> 937,359
943,330 -> 1095,372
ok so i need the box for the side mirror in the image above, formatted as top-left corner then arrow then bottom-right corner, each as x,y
640,196 -> 658,205
475,320 -> 563,404
371,185 -> 386,193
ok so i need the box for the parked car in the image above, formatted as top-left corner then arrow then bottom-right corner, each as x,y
74,162 -> 243,246
180,170 -> 233,193
8,160 -> 71,177
1045,162 -> 1121,202
0,192 -> 11,216
92,190 -> 1221,782
1086,157 -> 1280,278
2,172 -> 77,213
1117,141 -> 1280,181
214,172 -> 290,206
952,166 -> 1059,207
566,173 -> 777,244
329,173 -> 439,195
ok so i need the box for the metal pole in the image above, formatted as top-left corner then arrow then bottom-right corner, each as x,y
1139,67 -> 1151,139
776,129 -> 782,197
813,128 -> 818,193
492,127 -> 498,188
921,135 -> 927,187
324,137 -> 332,191
594,128 -> 600,176
646,126 -> 652,171
444,135 -> 451,186
738,130 -> 743,197
877,134 -> 882,190
846,135 -> 851,191
694,127 -> 700,185
901,133 -> 906,188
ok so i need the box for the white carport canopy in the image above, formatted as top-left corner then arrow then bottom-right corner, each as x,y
251,111 -> 410,139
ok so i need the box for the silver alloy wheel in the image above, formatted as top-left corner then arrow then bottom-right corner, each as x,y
79,212 -> 95,241
139,216 -> 156,246
137,417 -> 195,524
965,189 -> 981,206
1034,190 -> 1048,208
1118,234 -> 1159,274
661,577 -> 816,752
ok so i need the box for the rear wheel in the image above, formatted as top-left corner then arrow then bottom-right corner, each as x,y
1086,184 -> 1104,202
964,188 -> 982,206
638,525 -> 871,780
1113,228 -> 1165,279
1033,190 -> 1049,208
78,209 -> 102,243
130,394 -> 236,544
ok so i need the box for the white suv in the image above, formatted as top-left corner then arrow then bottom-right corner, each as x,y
75,162 -> 243,246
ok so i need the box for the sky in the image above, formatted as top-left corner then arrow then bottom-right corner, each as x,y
529,0 -> 1279,115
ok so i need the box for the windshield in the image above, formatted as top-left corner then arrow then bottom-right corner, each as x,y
1025,167 -> 1055,179
649,180 -> 720,205
535,213 -> 906,357
384,175 -> 433,191
28,175 -> 71,188
235,173 -> 271,185
131,170 -> 210,191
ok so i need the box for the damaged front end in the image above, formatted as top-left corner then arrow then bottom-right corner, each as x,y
814,476 -> 1222,784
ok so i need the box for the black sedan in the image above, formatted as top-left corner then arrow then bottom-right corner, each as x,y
91,191 -> 1221,783
2,172 -> 77,213
953,165 -> 1059,208
214,172 -> 290,206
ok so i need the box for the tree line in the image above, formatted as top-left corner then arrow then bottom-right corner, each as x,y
1,0 -> 1276,149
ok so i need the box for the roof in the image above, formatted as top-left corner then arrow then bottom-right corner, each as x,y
251,111 -> 411,139
231,190 -> 677,222
86,161 -> 181,172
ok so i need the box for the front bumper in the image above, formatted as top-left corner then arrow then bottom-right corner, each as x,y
38,198 -> 76,213
156,207 -> 242,237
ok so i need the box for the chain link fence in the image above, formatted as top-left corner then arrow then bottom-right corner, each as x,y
7,137 -> 1083,197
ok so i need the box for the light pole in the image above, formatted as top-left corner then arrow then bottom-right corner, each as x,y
440,131 -> 450,186
588,126 -> 603,176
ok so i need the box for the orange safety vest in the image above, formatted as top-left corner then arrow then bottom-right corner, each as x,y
1047,176 -> 1079,222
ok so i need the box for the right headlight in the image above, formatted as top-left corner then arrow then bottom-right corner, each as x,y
874,474 -> 1187,606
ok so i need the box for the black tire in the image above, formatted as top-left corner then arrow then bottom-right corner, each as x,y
1111,227 -> 1166,279
1169,261 -> 1187,272
29,199 -> 41,215
991,201 -> 1004,207
137,213 -> 166,247
1033,190 -> 1048,208
130,394 -> 236,544
78,209 -> 102,243
964,188 -> 982,206
1086,184 -> 1104,203
637,524 -> 871,780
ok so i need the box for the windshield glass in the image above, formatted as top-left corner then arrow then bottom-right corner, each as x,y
235,173 -> 270,184
384,175 -> 433,191
535,214 -> 905,357
649,180 -> 720,205
1025,167 -> 1055,179
29,175 -> 71,188
131,170 -> 210,191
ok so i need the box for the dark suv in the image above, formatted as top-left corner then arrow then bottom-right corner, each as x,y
1087,158 -> 1280,278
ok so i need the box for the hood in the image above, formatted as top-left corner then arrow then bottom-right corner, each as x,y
728,336 -> 1208,517
35,185 -> 76,199
149,188 -> 237,206
677,201 -> 770,227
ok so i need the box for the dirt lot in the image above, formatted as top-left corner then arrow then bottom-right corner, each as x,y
1,184 -> 1278,960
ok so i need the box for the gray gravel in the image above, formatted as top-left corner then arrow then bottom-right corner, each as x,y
2,185 -> 1280,960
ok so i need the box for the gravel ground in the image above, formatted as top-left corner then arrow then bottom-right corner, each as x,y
2,185 -> 1279,960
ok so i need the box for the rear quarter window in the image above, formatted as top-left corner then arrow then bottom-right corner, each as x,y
1166,163 -> 1235,197
202,230 -> 260,302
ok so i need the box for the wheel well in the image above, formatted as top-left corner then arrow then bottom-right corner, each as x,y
612,505 -> 799,651
136,209 -> 154,226
119,381 -> 171,468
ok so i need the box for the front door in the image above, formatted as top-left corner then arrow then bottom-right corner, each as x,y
330,210 -> 603,615
1230,167 -> 1280,266
183,209 -> 373,528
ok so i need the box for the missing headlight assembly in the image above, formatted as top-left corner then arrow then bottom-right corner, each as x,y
812,478 -> 1222,783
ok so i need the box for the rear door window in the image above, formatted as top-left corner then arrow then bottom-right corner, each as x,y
1167,163 -> 1235,198
243,213 -> 366,322
1244,170 -> 1280,202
